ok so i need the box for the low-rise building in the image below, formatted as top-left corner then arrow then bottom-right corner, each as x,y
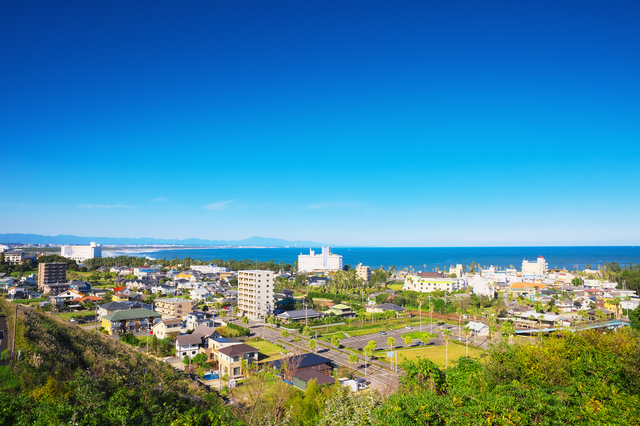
276,309 -> 322,322
366,303 -> 406,314
101,308 -> 161,335
403,274 -> 462,293
152,318 -> 182,339
154,297 -> 194,320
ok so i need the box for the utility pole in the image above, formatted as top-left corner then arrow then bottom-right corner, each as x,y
11,304 -> 17,363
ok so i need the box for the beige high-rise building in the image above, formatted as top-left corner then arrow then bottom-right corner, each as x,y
356,263 -> 371,282
154,297 -> 194,320
37,262 -> 67,291
238,270 -> 274,319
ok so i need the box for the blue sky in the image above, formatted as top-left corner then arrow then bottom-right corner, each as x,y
1,1 -> 639,246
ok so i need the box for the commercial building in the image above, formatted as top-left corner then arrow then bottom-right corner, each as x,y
37,262 -> 67,292
522,256 -> 548,277
60,242 -> 102,263
237,270 -> 274,319
154,297 -> 194,320
190,264 -> 230,274
403,273 -> 462,293
297,247 -> 343,273
355,263 -> 371,282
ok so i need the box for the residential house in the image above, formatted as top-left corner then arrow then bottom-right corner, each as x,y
185,311 -> 215,330
69,280 -> 92,293
7,286 -> 27,300
112,292 -> 130,302
101,308 -> 161,335
217,343 -> 260,378
366,303 -> 406,314
152,318 -> 182,339
325,303 -> 354,318
190,286 -> 213,302
41,283 -> 70,296
176,333 -> 208,359
276,309 -> 322,322
465,321 -> 489,337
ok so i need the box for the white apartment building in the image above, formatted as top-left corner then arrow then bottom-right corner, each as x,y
297,247 -> 343,273
237,270 -> 274,319
521,256 -> 548,277
190,264 -> 230,274
356,263 -> 371,282
449,264 -> 464,278
403,274 -> 464,293
60,242 -> 102,263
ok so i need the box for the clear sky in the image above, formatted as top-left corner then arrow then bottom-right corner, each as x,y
1,1 -> 639,246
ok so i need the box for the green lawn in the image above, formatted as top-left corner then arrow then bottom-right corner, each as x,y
400,331 -> 437,340
12,297 -> 47,305
248,340 -> 286,362
319,332 -> 348,342
56,311 -> 97,320
374,344 -> 482,368
386,284 -> 404,290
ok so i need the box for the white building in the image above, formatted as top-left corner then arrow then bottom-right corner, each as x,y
449,264 -> 464,278
190,264 -> 230,274
297,247 -> 343,273
522,256 -> 548,277
237,270 -> 274,319
355,263 -> 371,282
403,274 -> 464,293
60,242 -> 102,263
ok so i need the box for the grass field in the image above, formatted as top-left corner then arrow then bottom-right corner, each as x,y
319,332 -> 348,342
386,284 -> 404,290
400,331 -> 437,340
56,311 -> 97,320
248,340 -> 286,362
12,297 -> 47,305
375,344 -> 483,368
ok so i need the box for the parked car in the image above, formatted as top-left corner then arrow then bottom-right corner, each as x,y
405,326 -> 413,330
379,331 -> 386,335
69,318 -> 77,323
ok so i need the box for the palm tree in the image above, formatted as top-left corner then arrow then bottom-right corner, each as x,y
348,353 -> 358,373
240,315 -> 249,325
611,297 -> 621,319
404,336 -> 412,347
308,338 -> 316,353
280,329 -> 289,339
331,336 -> 340,349
443,329 -> 451,368
463,326 -> 471,357
387,336 -> 395,352
456,308 -> 463,341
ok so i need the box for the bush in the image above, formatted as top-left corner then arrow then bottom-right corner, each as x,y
119,333 -> 138,346
98,326 -> 104,332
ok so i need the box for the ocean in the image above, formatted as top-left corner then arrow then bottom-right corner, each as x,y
104,246 -> 640,271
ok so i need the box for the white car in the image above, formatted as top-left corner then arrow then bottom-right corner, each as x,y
405,326 -> 413,330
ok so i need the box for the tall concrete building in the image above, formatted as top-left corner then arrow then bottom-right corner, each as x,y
37,262 -> 67,291
297,247 -> 343,273
60,242 -> 102,263
522,256 -> 548,277
154,297 -> 194,320
238,270 -> 274,319
356,263 -> 371,282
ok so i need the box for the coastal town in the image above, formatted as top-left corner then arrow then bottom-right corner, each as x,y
2,242 -> 638,399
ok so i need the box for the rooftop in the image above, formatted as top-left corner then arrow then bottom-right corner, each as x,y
217,343 -> 259,357
102,308 -> 161,322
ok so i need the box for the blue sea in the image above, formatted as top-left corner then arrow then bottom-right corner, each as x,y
108,246 -> 640,271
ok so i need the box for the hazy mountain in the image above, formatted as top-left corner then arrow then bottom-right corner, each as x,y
0,233 -> 332,247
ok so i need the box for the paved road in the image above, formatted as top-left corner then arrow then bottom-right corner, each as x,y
340,323 -> 466,351
253,324 -> 399,392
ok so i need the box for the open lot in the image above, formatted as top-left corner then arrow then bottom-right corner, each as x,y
375,344 -> 483,368
248,340 -> 286,362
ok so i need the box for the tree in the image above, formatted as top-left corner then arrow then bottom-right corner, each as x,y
240,315 -> 249,324
611,297 -> 621,319
192,352 -> 208,367
630,304 -> 640,331
420,334 -> 430,347
331,335 -> 340,348
280,329 -> 289,338
443,329 -> 451,368
348,353 -> 358,373
308,338 -> 316,353
463,326 -> 471,356
387,336 -> 395,351
404,336 -> 412,347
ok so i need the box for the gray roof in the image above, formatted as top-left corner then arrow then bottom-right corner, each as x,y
374,303 -> 406,311
176,333 -> 205,345
276,309 -> 321,319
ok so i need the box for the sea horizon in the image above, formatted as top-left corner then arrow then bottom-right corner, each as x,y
104,245 -> 640,271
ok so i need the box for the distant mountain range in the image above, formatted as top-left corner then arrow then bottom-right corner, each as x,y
0,233 -> 332,248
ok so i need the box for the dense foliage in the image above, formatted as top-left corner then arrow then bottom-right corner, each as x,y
84,255 -> 294,272
0,301 -> 237,425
